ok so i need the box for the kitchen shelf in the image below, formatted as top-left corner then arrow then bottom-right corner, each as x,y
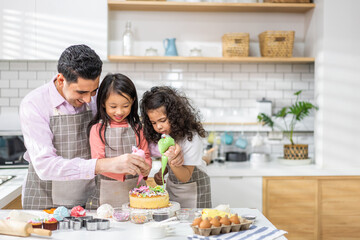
108,1 -> 315,13
108,56 -> 315,63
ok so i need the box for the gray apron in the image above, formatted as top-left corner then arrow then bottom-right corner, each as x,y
23,107 -> 95,210
167,166 -> 212,208
86,125 -> 145,209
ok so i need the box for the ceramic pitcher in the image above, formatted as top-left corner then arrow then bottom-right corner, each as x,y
163,38 -> 178,56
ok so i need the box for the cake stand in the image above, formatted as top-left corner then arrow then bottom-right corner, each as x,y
122,201 -> 180,217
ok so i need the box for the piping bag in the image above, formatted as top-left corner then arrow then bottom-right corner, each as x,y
132,146 -> 146,186
158,134 -> 175,185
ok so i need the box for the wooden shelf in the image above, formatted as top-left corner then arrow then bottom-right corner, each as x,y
108,1 -> 315,13
108,56 -> 315,63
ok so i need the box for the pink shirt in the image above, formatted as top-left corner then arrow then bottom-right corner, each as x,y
19,77 -> 97,181
89,120 -> 152,181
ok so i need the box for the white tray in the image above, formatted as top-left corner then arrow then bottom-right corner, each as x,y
122,201 -> 180,217
278,157 -> 312,166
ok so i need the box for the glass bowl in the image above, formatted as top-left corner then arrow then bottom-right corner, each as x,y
113,208 -> 130,222
130,210 -> 151,224
152,209 -> 170,222
176,209 -> 190,222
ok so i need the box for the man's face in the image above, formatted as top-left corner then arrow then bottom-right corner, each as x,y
56,74 -> 99,108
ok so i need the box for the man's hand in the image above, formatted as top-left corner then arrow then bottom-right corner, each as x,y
95,154 -> 147,176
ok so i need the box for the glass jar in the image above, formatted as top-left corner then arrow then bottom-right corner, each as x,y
152,209 -> 170,222
113,208 -> 130,222
130,210 -> 151,224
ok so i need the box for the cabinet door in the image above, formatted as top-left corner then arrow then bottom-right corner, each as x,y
263,177 -> 318,240
320,179 -> 360,240
210,176 -> 262,211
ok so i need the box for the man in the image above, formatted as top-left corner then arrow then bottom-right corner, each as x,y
20,45 -> 150,209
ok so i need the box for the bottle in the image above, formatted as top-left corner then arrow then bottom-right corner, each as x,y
122,21 -> 134,56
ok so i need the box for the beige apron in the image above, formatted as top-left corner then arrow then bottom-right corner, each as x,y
86,125 -> 145,209
23,107 -> 95,209
167,166 -> 212,208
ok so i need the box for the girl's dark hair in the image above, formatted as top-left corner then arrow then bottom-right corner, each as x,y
88,73 -> 142,147
140,86 -> 205,143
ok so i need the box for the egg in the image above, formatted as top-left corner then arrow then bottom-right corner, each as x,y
230,213 -> 240,224
210,216 -> 221,227
220,215 -> 231,226
192,217 -> 202,226
199,217 -> 211,229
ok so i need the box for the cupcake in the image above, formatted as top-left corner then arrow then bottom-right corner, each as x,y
53,206 -> 70,221
43,217 -> 58,231
28,218 -> 42,229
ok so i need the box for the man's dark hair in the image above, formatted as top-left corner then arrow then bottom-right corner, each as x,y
57,44 -> 102,83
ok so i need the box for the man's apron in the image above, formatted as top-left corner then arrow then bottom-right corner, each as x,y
166,166 -> 212,208
23,108 -> 95,209
86,125 -> 145,209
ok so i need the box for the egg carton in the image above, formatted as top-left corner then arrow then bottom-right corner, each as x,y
191,220 -> 253,237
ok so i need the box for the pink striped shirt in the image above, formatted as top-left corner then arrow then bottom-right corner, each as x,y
19,77 -> 97,181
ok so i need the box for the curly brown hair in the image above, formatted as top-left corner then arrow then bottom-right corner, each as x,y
140,86 -> 206,143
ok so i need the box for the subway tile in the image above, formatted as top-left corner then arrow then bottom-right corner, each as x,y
273,100 -> 290,109
135,63 -> 153,71
171,63 -> 188,72
206,63 -> 223,72
181,73 -> 196,81
240,81 -> 257,90
118,63 -> 135,71
192,98 -> 206,108
240,64 -> 258,72
250,73 -> 266,81
19,89 -> 32,98
275,64 -> 292,73
232,73 -> 249,81
1,107 -> 19,114
310,64 -> 314,73
188,64 -> 206,72
206,79 -> 223,89
10,98 -> 22,107
0,98 -> 9,106
136,80 -> 159,90
258,64 -> 275,73
19,71 -> 37,80
28,80 -> 46,89
144,72 -> 162,80
188,81 -> 204,90
153,63 -> 171,72
214,73 -> 231,81
258,82 -> 275,90
0,80 -> 9,88
284,73 -> 301,81
223,99 -> 240,107
309,82 -> 315,90
283,90 -> 298,99
292,81 -> 309,90
162,72 -> 179,81
1,89 -> 18,97
232,90 -> 249,99
28,62 -> 46,70
10,61 -> 27,70
184,90 -> 197,99
214,90 -> 231,99
223,81 -> 240,90
0,61 -> 9,70
10,80 -> 27,88
1,71 -> 18,80
168,81 -> 187,89
241,99 -> 256,108
293,64 -> 310,73
123,72 -> 144,81
266,90 -> 283,99
267,73 -> 283,82
301,73 -> 314,82
205,99 -> 223,107
197,72 -> 214,81
196,90 -> 214,99
223,64 -> 240,72
275,82 -> 292,90
37,71 -> 56,80
249,90 -> 267,98
46,61 -> 58,71
102,62 -> 118,71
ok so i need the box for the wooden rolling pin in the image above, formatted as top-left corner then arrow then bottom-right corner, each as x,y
0,220 -> 52,237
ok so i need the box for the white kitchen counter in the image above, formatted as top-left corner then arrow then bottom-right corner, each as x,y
0,208 -> 286,240
0,168 -> 27,209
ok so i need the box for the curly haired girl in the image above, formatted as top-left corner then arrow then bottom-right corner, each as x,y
140,86 -> 211,208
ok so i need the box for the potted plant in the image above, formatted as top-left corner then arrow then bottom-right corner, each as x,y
257,90 -> 318,160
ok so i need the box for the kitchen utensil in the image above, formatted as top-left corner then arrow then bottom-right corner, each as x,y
236,125 -> 248,149
207,131 -> 215,144
143,221 -> 177,239
221,132 -> 233,145
225,151 -> 247,162
175,209 -> 190,222
58,220 -> 69,230
251,124 -> 264,148
189,48 -> 202,57
145,47 -> 158,56
163,38 -> 178,56
153,209 -> 170,222
85,220 -> 97,231
71,219 -> 82,230
257,98 -> 272,116
0,220 -> 51,237
249,153 -> 270,165
113,208 -> 130,222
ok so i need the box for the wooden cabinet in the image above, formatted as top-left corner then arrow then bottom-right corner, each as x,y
107,1 -> 315,63
263,176 -> 360,240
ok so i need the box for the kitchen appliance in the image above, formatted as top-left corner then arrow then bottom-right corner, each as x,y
249,153 -> 270,165
0,134 -> 28,168
225,152 -> 247,162
257,98 -> 272,116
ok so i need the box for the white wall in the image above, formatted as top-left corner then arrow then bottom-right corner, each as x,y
0,0 -> 107,59
313,0 -> 360,169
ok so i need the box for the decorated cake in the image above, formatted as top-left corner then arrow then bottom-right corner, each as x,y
129,186 -> 169,209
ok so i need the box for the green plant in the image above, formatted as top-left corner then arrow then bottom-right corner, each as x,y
257,90 -> 318,145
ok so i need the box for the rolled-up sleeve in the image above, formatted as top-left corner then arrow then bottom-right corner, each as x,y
20,98 -> 97,181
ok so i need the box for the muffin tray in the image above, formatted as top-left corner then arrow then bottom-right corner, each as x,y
191,220 -> 253,237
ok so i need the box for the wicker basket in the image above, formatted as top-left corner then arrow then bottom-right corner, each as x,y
222,33 -> 249,57
259,31 -> 295,57
264,0 -> 311,3
284,144 -> 308,160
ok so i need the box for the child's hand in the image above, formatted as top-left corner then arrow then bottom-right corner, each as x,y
154,169 -> 166,185
167,144 -> 184,167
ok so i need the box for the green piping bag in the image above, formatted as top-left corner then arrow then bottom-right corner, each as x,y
158,134 -> 175,186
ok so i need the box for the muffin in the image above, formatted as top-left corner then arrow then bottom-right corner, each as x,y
43,217 -> 58,231
28,218 -> 42,229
